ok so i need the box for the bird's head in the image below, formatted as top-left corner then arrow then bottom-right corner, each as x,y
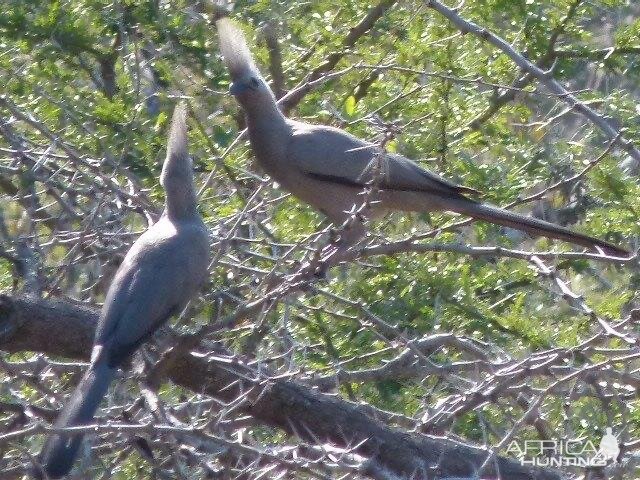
228,72 -> 270,103
216,18 -> 274,108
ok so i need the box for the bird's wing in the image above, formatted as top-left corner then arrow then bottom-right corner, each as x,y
95,224 -> 207,363
288,124 -> 477,197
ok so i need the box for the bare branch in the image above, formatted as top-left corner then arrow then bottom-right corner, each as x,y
0,294 -> 562,480
423,0 -> 640,169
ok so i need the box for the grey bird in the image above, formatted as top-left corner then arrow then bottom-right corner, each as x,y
38,104 -> 210,478
216,18 -> 628,257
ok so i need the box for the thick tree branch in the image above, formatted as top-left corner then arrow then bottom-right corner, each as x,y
0,294 -> 561,480
261,21 -> 286,100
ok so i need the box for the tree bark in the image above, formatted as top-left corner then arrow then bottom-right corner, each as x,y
0,294 -> 561,480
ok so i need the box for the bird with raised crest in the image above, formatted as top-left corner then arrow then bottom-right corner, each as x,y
38,103 -> 210,478
216,18 -> 628,257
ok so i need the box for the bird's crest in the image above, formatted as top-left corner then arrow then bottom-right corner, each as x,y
167,102 -> 188,160
162,102 -> 197,218
216,17 -> 256,78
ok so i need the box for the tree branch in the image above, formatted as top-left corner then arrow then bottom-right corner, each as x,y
281,0 -> 398,113
261,21 -> 286,100
0,294 -> 561,480
424,0 -> 640,169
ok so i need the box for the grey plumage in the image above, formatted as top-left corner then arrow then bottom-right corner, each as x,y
217,18 -> 627,256
38,104 -> 210,478
217,19 -> 256,78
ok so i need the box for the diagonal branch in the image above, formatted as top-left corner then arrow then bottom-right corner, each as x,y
424,0 -> 640,169
281,0 -> 398,113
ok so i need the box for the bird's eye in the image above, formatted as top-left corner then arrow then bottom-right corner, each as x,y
250,77 -> 260,88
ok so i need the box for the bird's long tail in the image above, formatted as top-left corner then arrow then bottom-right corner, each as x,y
39,360 -> 116,479
443,197 -> 628,257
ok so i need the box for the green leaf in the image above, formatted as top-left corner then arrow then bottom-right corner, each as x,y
344,95 -> 356,116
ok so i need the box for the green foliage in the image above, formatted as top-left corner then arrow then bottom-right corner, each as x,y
1,0 -> 639,476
